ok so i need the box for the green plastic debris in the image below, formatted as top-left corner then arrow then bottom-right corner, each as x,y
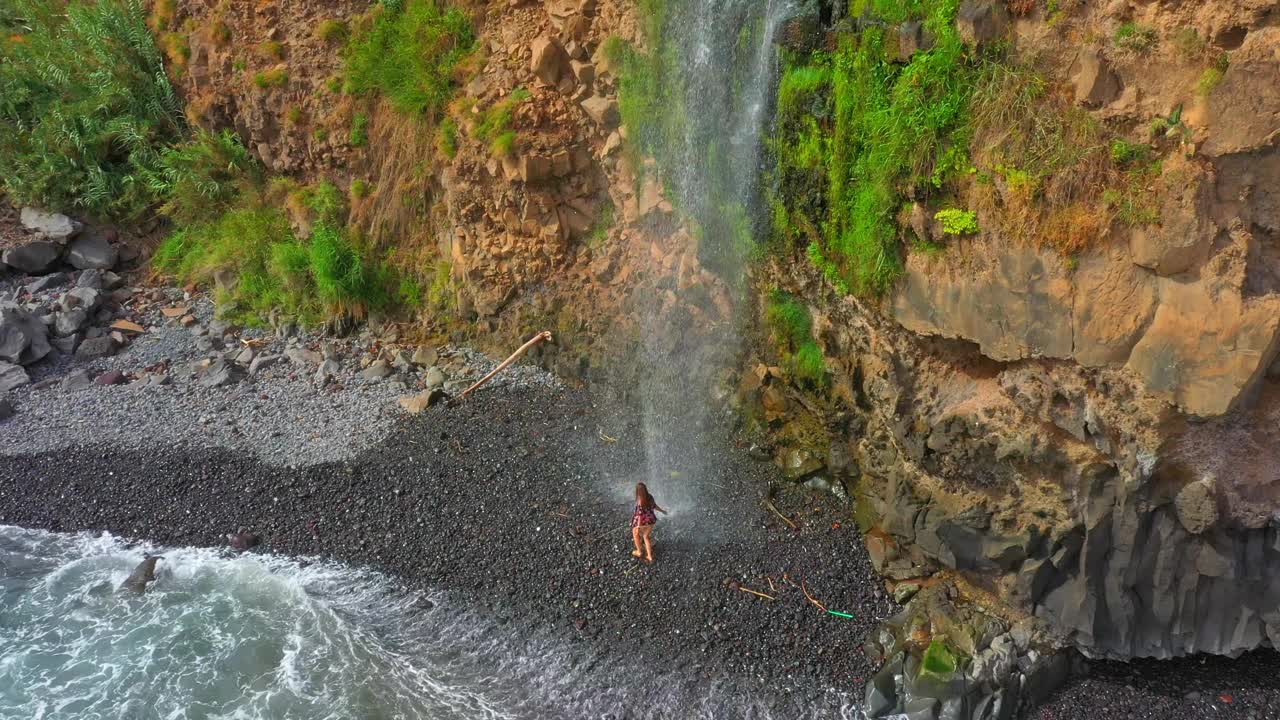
827,610 -> 855,619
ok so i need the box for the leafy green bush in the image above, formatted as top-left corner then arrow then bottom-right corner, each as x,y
344,0 -> 475,117
307,223 -> 392,313
935,208 -> 979,235
1110,139 -> 1151,165
153,206 -> 313,323
148,129 -> 260,224
0,0 -> 186,219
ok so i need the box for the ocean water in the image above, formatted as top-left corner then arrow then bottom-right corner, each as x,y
0,526 -> 861,720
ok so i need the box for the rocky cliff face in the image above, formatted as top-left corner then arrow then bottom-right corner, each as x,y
749,0 -> 1280,691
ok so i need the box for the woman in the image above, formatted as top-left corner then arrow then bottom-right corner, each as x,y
631,482 -> 668,563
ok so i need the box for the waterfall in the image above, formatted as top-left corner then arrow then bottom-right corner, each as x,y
630,0 -> 798,532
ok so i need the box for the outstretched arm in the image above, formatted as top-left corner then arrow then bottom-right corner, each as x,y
656,505 -> 668,514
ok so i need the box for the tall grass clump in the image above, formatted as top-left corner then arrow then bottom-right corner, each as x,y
344,0 -> 475,118
0,0 -> 186,219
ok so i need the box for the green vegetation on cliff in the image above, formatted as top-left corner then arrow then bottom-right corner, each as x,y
770,0 -> 980,295
344,0 -> 474,118
155,177 -> 405,325
0,0 -> 185,219
766,290 -> 827,387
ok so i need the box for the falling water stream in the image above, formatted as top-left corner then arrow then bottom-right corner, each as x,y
634,0 -> 799,525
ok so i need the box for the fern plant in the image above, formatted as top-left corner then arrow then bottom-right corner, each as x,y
0,0 -> 187,219
147,129 -> 260,224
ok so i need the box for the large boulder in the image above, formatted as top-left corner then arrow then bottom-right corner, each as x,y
67,231 -> 118,270
892,244 -> 1074,362
74,335 -> 119,360
54,308 -> 89,337
60,286 -> 101,312
1126,228 -> 1280,416
2,242 -> 62,274
1128,157 -> 1217,276
0,304 -> 52,365
1071,248 -> 1159,366
19,207 -> 81,240
956,1 -> 1009,47
530,36 -> 571,85
1174,478 -> 1219,535
580,95 -> 620,128
1073,46 -> 1121,107
1201,27 -> 1280,157
0,362 -> 30,392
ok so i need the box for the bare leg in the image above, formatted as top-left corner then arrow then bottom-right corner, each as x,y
631,526 -> 643,557
642,525 -> 655,563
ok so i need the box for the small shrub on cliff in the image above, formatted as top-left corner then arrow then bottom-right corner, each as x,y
350,178 -> 372,199
344,0 -> 475,118
148,0 -> 178,30
253,66 -> 289,89
765,290 -> 827,387
1115,22 -> 1158,53
1173,28 -> 1206,61
160,31 -> 191,74
1196,55 -> 1229,97
436,117 -> 459,157
935,208 -> 979,236
349,113 -> 370,147
588,202 -> 616,248
967,59 -> 1113,252
316,19 -> 348,42
258,40 -> 284,60
0,0 -> 186,219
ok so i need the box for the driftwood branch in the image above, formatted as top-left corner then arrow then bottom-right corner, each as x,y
737,586 -> 776,601
457,331 -> 552,401
764,499 -> 798,529
800,576 -> 828,612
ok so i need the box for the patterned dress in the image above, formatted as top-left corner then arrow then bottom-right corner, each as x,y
632,503 -> 657,529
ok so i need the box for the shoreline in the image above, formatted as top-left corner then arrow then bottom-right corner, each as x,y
0,383 -> 897,717
4,378 -> 1280,718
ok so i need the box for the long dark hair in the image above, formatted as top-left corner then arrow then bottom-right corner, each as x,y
635,482 -> 656,511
